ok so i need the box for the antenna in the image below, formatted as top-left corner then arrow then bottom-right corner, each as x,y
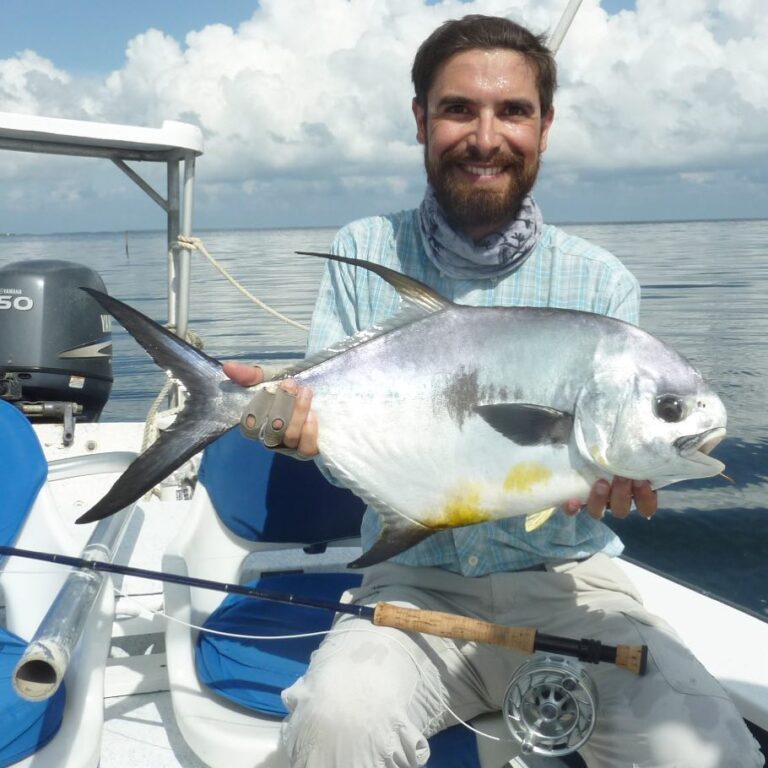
548,0 -> 585,54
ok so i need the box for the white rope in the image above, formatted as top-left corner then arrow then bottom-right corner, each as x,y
140,376 -> 174,454
174,235 -> 309,331
114,588 -> 516,745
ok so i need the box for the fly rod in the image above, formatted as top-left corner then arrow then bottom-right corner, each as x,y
0,544 -> 647,675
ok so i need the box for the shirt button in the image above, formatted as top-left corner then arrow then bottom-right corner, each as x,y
467,555 -> 479,567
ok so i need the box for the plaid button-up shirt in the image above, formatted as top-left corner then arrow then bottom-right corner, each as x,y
307,208 -> 640,576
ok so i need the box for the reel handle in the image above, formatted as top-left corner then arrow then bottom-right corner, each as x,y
373,603 -> 647,675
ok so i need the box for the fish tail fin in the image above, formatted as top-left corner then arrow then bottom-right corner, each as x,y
348,507 -> 437,569
76,289 -> 240,524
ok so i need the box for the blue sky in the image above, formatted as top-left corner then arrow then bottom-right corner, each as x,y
1,0 -> 636,74
1,0 -> 766,234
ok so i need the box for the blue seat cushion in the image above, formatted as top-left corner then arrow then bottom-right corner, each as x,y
0,628 -> 66,765
0,404 -> 67,762
197,571 -> 481,767
198,429 -> 365,544
0,401 -> 47,548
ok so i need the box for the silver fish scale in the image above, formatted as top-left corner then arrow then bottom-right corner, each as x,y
291,304 -> 723,558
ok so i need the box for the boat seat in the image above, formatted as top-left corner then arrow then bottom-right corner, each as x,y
163,428 -> 538,768
0,400 -> 116,768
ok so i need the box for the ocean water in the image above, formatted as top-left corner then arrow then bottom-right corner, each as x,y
1,220 -> 766,616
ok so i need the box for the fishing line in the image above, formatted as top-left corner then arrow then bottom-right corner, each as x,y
113,587 -> 512,744
0,567 -> 514,742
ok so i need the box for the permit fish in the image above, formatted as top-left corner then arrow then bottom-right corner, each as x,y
76,254 -> 727,568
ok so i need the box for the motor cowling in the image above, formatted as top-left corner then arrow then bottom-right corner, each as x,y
0,260 -> 113,427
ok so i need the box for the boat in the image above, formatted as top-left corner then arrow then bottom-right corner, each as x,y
0,99 -> 766,768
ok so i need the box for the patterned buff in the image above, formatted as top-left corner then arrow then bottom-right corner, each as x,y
418,185 -> 543,280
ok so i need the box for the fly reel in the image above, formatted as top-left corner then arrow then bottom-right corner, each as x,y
503,655 -> 598,757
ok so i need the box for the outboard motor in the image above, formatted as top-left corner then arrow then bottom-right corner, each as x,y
0,260 -> 113,444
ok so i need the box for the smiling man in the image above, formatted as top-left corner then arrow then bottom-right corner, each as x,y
414,46 -> 552,241
227,14 -> 764,768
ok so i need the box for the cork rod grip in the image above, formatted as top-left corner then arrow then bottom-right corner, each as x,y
373,603 -> 648,675
373,602 -> 537,654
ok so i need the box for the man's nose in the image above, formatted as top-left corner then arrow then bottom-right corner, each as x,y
467,111 -> 502,157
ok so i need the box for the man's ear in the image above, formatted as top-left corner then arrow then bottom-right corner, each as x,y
539,106 -> 554,153
412,98 -> 427,145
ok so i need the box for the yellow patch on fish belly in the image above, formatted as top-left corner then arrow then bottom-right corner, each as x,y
426,484 -> 494,529
503,462 -> 553,494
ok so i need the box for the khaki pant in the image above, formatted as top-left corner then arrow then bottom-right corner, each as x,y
282,555 -> 764,768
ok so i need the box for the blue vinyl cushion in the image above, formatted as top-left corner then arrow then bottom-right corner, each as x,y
0,631 -> 66,766
198,572 -> 481,767
197,572 -> 361,716
0,401 -> 67,765
198,428 -> 365,544
196,428 -> 480,766
0,402 -> 47,549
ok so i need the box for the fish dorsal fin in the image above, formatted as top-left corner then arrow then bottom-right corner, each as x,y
296,252 -> 451,314
279,305 -> 429,378
278,252 -> 452,379
475,403 -> 574,446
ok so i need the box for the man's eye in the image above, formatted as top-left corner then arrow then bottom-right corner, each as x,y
655,395 -> 686,423
445,104 -> 468,114
502,105 -> 530,118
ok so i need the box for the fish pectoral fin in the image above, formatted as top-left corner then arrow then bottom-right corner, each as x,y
348,508 -> 436,569
475,404 -> 573,446
524,507 -> 557,533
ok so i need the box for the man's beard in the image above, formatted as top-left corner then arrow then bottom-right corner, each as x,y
425,146 -> 540,236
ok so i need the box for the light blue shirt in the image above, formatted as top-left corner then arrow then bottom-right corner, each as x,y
307,208 -> 640,576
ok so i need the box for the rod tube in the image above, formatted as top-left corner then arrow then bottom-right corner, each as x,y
11,509 -> 134,701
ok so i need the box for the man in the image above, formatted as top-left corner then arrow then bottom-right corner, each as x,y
227,15 -> 763,768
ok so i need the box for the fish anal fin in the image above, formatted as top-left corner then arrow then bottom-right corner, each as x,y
524,507 -> 557,533
475,404 -> 573,446
348,509 -> 436,569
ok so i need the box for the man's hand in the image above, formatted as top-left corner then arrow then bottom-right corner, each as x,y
223,362 -> 319,458
562,477 -> 657,520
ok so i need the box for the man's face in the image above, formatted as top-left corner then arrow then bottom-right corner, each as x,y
413,48 -> 554,241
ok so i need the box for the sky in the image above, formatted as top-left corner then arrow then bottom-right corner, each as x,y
0,0 -> 766,234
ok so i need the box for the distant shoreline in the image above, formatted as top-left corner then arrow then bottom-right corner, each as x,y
2,216 -> 767,239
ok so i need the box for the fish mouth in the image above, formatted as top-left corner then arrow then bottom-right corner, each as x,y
674,427 -> 726,471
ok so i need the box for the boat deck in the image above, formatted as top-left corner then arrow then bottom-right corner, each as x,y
26,421 -> 768,768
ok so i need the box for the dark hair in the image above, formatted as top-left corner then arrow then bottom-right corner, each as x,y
411,15 -> 557,114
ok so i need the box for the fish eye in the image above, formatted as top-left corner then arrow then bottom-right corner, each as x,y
655,395 -> 686,423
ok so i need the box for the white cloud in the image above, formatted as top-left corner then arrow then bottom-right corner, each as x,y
0,50 -> 71,114
0,0 -> 766,230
